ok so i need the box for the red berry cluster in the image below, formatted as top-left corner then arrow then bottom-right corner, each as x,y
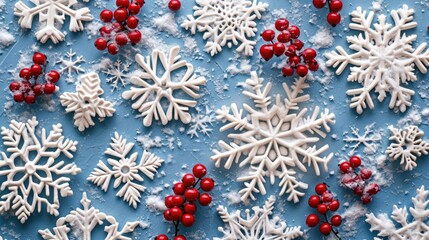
168,0 -> 181,11
306,183 -> 342,239
312,0 -> 343,27
95,0 -> 144,55
156,164 -> 214,240
260,18 -> 318,77
9,52 -> 60,104
339,156 -> 380,204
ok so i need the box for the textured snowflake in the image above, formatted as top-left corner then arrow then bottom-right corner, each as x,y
181,0 -> 268,56
214,196 -> 303,239
344,123 -> 382,155
60,72 -> 116,132
211,71 -> 336,202
14,0 -> 93,44
0,117 -> 80,223
56,49 -> 85,83
386,125 -> 429,171
88,132 -> 164,208
122,46 -> 206,127
39,192 -> 142,240
103,59 -> 131,91
325,5 -> 429,114
366,186 -> 429,240
187,105 -> 215,138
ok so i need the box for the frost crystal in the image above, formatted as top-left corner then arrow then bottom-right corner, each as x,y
122,46 -> 206,127
187,106 -> 215,138
214,196 -> 303,239
326,5 -> 429,114
103,59 -> 131,91
181,0 -> 268,56
39,193 -> 142,240
211,72 -> 335,202
88,132 -> 164,208
0,117 -> 80,223
60,72 -> 116,132
56,49 -> 85,83
386,125 -> 429,171
344,123 -> 382,155
366,186 -> 429,240
14,0 -> 93,44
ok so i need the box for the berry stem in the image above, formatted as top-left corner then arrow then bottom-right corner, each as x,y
323,214 -> 342,240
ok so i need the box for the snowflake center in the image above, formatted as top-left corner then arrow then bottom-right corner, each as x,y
120,165 -> 131,174
24,161 -> 37,175
218,4 -> 240,34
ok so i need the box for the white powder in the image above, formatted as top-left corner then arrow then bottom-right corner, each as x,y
85,21 -> 103,39
0,30 -> 15,47
222,192 -> 241,205
226,59 -> 252,76
341,202 -> 367,237
309,27 -> 334,49
153,13 -> 179,35
145,195 -> 167,213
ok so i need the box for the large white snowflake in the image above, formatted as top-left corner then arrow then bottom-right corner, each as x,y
39,192 -> 142,240
343,123 -> 382,155
366,185 -> 429,240
0,117 -> 80,223
87,132 -> 164,208
122,46 -> 206,127
386,125 -> 429,171
211,71 -> 336,202
57,49 -> 85,83
214,196 -> 303,239
181,0 -> 268,56
103,59 -> 131,92
325,5 -> 429,114
14,0 -> 93,44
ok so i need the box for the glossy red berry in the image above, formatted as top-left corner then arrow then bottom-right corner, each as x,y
349,156 -> 362,168
107,43 -> 119,55
339,161 -> 351,173
20,68 -> 32,80
327,12 -> 341,27
165,196 -> 174,208
174,235 -> 186,240
200,178 -> 215,192
156,234 -> 169,240
312,0 -> 327,9
319,222 -> 332,235
329,200 -> 340,211
127,15 -> 139,29
261,29 -> 275,41
329,0 -> 343,12
277,30 -> 291,43
128,30 -> 142,44
169,206 -> 183,221
99,26 -> 111,37
114,8 -> 129,22
275,18 -> 289,31
317,203 -> 329,214
116,0 -> 129,7
285,45 -> 297,57
184,203 -> 196,214
9,82 -> 20,92
288,26 -> 300,39
308,59 -> 319,71
315,183 -> 328,195
168,0 -> 181,11
182,174 -> 196,187
21,81 -> 31,91
308,195 -> 320,208
360,168 -> 372,180
260,44 -> 274,61
331,215 -> 342,226
47,70 -> 60,83
128,2 -> 141,15
199,193 -> 212,206
353,185 -> 364,196
288,56 -> 301,66
322,192 -> 334,203
173,182 -> 186,195
163,209 -> 172,221
172,195 -> 184,207
361,195 -> 372,204
135,0 -> 145,6
293,39 -> 303,50
273,42 -> 286,56
115,32 -> 128,46
33,84 -> 43,96
43,83 -> 56,94
181,213 -> 195,227
366,183 -> 380,195
95,38 -> 108,50
301,48 -> 317,61
24,94 -> 36,104
32,52 -> 47,65
30,64 -> 43,77
184,188 -> 200,202
100,9 -> 113,22
111,21 -> 124,32
306,214 -> 319,227
296,65 -> 308,77
281,66 -> 294,76
14,93 -> 24,102
192,164 -> 207,178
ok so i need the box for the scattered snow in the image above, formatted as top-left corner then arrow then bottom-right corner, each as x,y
85,21 -> 103,39
226,59 -> 252,76
0,30 -> 15,47
222,192 -> 242,206
145,195 -> 167,213
153,13 -> 179,35
309,27 -> 334,49
371,0 -> 383,11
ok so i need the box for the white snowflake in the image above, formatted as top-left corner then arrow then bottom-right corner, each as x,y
103,59 -> 131,91
214,196 -> 303,239
344,123 -> 382,155
325,5 -> 429,114
122,46 -> 206,127
386,125 -> 429,171
60,72 -> 116,132
56,49 -> 85,83
181,0 -> 268,56
211,71 -> 336,202
187,105 -> 215,138
38,192 -> 142,240
87,132 -> 164,208
0,117 -> 80,223
366,185 -> 429,240
14,0 -> 93,44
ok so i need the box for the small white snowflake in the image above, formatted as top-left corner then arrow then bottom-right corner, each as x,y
60,72 -> 116,132
366,186 -> 429,240
14,0 -> 93,44
181,0 -> 268,56
386,125 -> 429,171
38,192 -> 142,240
88,132 -> 164,208
102,59 -> 131,91
0,117 -> 80,223
214,196 -> 303,239
122,46 -> 206,127
56,49 -> 85,83
325,5 -> 429,114
187,105 -> 216,138
211,71 -> 335,202
344,123 -> 382,155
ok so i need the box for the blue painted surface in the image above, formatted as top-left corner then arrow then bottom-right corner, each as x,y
0,0 -> 428,239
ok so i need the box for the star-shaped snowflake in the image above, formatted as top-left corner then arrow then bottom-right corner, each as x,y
103,59 -> 131,91
181,0 -> 268,56
56,49 -> 85,83
211,72 -> 336,202
122,46 -> 206,127
187,105 -> 215,138
366,185 -> 429,240
325,5 -> 429,114
0,117 -> 80,223
344,123 -> 382,155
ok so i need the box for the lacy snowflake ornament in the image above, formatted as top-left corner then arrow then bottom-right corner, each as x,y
103,59 -> 131,91
57,49 -> 85,83
386,125 -> 429,171
214,196 -> 303,239
211,71 -> 336,202
366,186 -> 429,240
181,0 -> 268,56
344,123 -> 382,155
0,117 -> 80,223
122,46 -> 206,127
14,0 -> 93,44
88,132 -> 164,208
187,106 -> 215,138
39,192 -> 142,240
325,5 -> 429,114
60,72 -> 116,132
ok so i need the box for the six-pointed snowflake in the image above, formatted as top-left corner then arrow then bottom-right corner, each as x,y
366,185 -> 429,240
122,46 -> 206,127
56,49 -> 85,83
14,0 -> 93,44
344,123 -> 382,155
187,105 -> 216,138
214,196 -> 303,239
386,125 -> 429,171
39,192 -> 142,240
60,72 -> 116,132
211,71 -> 336,202
103,59 -> 131,91
88,132 -> 164,208
326,5 -> 429,114
0,117 -> 80,223
181,0 -> 268,56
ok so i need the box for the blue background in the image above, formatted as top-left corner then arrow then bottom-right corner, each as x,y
0,0 -> 429,239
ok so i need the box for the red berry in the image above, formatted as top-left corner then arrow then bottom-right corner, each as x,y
331,215 -> 342,226
115,33 -> 128,46
277,30 -> 291,43
315,183 -> 328,195
32,52 -> 46,65
181,213 -> 195,227
261,29 -> 275,41
172,195 -> 184,207
13,93 -> 24,102
288,26 -> 300,39
308,59 -> 319,71
43,83 -> 56,94
329,0 -> 343,12
200,178 -> 215,192
135,0 -> 145,6
339,161 -> 351,173
174,235 -> 186,240
273,42 -> 286,56
111,22 -> 125,32
275,18 -> 289,31
306,214 -> 319,227
100,9 -> 113,22
281,66 -> 294,76
288,56 -> 301,66
163,209 -> 172,221
24,94 -> 35,104
308,195 -> 320,208
19,68 -> 32,80
198,193 -> 212,206
353,185 -> 364,196
301,48 -> 317,61
349,156 -> 362,168
156,234 -> 169,240
182,174 -> 196,187
128,2 -> 142,15
317,203 -> 329,214
99,26 -> 111,37
47,70 -> 60,83
259,44 -> 274,61
327,12 -> 341,27
9,82 -> 20,92
95,38 -> 108,51
285,45 -> 297,57
192,164 -> 207,178
360,168 -> 372,180
329,200 -> 340,211
128,30 -> 142,44
30,64 -> 43,77
296,65 -> 308,77
322,192 -> 334,202
184,203 -> 196,214
33,84 -> 43,96
127,15 -> 139,29
168,0 -> 181,11
184,188 -> 200,202
114,8 -> 129,22
366,183 -> 380,195
165,196 -> 174,208
173,182 -> 186,195
312,0 -> 327,9
107,43 -> 119,55
169,206 -> 183,221
21,81 -> 31,91
293,39 -> 303,50
319,222 -> 332,235
361,195 -> 372,204
116,0 -> 129,7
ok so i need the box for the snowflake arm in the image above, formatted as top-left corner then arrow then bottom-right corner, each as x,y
56,49 -> 85,83
344,123 -> 382,155
102,59 -> 131,91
